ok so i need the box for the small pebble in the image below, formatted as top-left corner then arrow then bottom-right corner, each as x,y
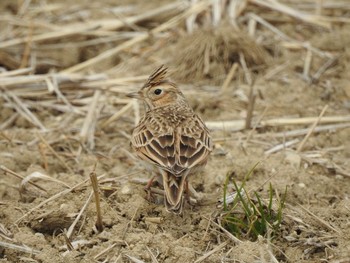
121,185 -> 132,195
298,183 -> 306,188
215,174 -> 225,185
60,203 -> 69,211
284,151 -> 301,169
335,174 -> 344,180
35,232 -> 45,239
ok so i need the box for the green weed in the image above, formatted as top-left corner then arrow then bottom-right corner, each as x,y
221,164 -> 287,241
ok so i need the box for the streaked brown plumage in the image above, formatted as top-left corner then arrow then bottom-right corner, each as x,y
127,66 -> 212,213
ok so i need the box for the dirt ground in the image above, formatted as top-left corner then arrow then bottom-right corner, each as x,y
0,0 -> 350,262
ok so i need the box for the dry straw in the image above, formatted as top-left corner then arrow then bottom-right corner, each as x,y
173,25 -> 267,83
0,0 -> 350,260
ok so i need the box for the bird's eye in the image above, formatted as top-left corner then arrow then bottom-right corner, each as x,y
154,89 -> 162,95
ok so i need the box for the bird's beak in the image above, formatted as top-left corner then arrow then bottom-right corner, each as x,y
126,91 -> 142,99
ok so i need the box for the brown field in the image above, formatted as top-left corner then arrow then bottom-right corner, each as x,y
1,0 -> 350,262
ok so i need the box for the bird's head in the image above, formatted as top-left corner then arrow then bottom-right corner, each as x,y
127,66 -> 186,110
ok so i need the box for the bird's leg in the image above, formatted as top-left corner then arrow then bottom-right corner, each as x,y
185,180 -> 203,204
144,175 -> 157,202
185,181 -> 200,205
184,180 -> 190,201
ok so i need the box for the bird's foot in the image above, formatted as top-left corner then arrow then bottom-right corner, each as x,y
185,182 -> 203,206
144,176 -> 157,202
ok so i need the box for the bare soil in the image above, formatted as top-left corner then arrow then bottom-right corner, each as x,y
0,0 -> 350,262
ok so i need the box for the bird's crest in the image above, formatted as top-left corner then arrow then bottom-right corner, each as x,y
142,65 -> 168,89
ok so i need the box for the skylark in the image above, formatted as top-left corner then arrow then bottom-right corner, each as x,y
127,66 -> 212,214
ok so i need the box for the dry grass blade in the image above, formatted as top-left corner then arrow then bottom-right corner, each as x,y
45,76 -> 77,114
267,249 -> 280,263
312,56 -> 338,82
258,237 -> 280,263
80,90 -> 101,149
194,240 -> 228,263
298,204 -> 341,234
265,139 -> 300,155
261,115 -> 350,126
245,107 -> 268,143
245,82 -> 256,129
0,2 -> 183,49
15,174 -> 106,224
102,100 -> 133,128
217,191 -> 241,207
62,1 -> 210,73
61,31 -> 146,72
0,113 -> 18,130
0,131 -> 12,142
174,24 -> 266,82
94,242 -> 126,260
228,0 -> 248,27
185,0 -> 198,33
90,168 -> 104,233
38,143 -> 48,171
203,217 -> 242,244
0,67 -> 33,77
125,254 -> 145,263
297,105 -> 328,152
331,163 -> 350,178
248,15 -> 258,37
37,133 -> 74,174
239,52 -> 252,86
0,0 -> 349,261
0,72 -> 106,87
19,22 -> 34,68
20,171 -> 71,190
247,12 -> 332,58
82,75 -> 148,88
211,0 -> 222,27
264,62 -> 290,80
1,90 -> 46,131
0,223 -> 13,240
207,115 -> 350,132
66,191 -> 93,239
249,0 -> 331,28
0,165 -> 47,193
146,246 -> 159,263
303,47 -> 313,81
63,232 -> 74,251
221,63 -> 239,93
206,120 -> 246,131
144,217 -> 164,224
0,240 -> 40,255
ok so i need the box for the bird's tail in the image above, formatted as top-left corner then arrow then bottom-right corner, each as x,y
162,171 -> 187,214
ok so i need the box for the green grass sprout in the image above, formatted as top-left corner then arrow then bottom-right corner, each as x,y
221,164 -> 287,241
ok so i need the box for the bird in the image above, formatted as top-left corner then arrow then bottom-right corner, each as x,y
127,65 -> 212,214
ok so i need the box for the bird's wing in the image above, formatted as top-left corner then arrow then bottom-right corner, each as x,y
174,115 -> 212,174
131,114 -> 212,175
131,115 -> 176,170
